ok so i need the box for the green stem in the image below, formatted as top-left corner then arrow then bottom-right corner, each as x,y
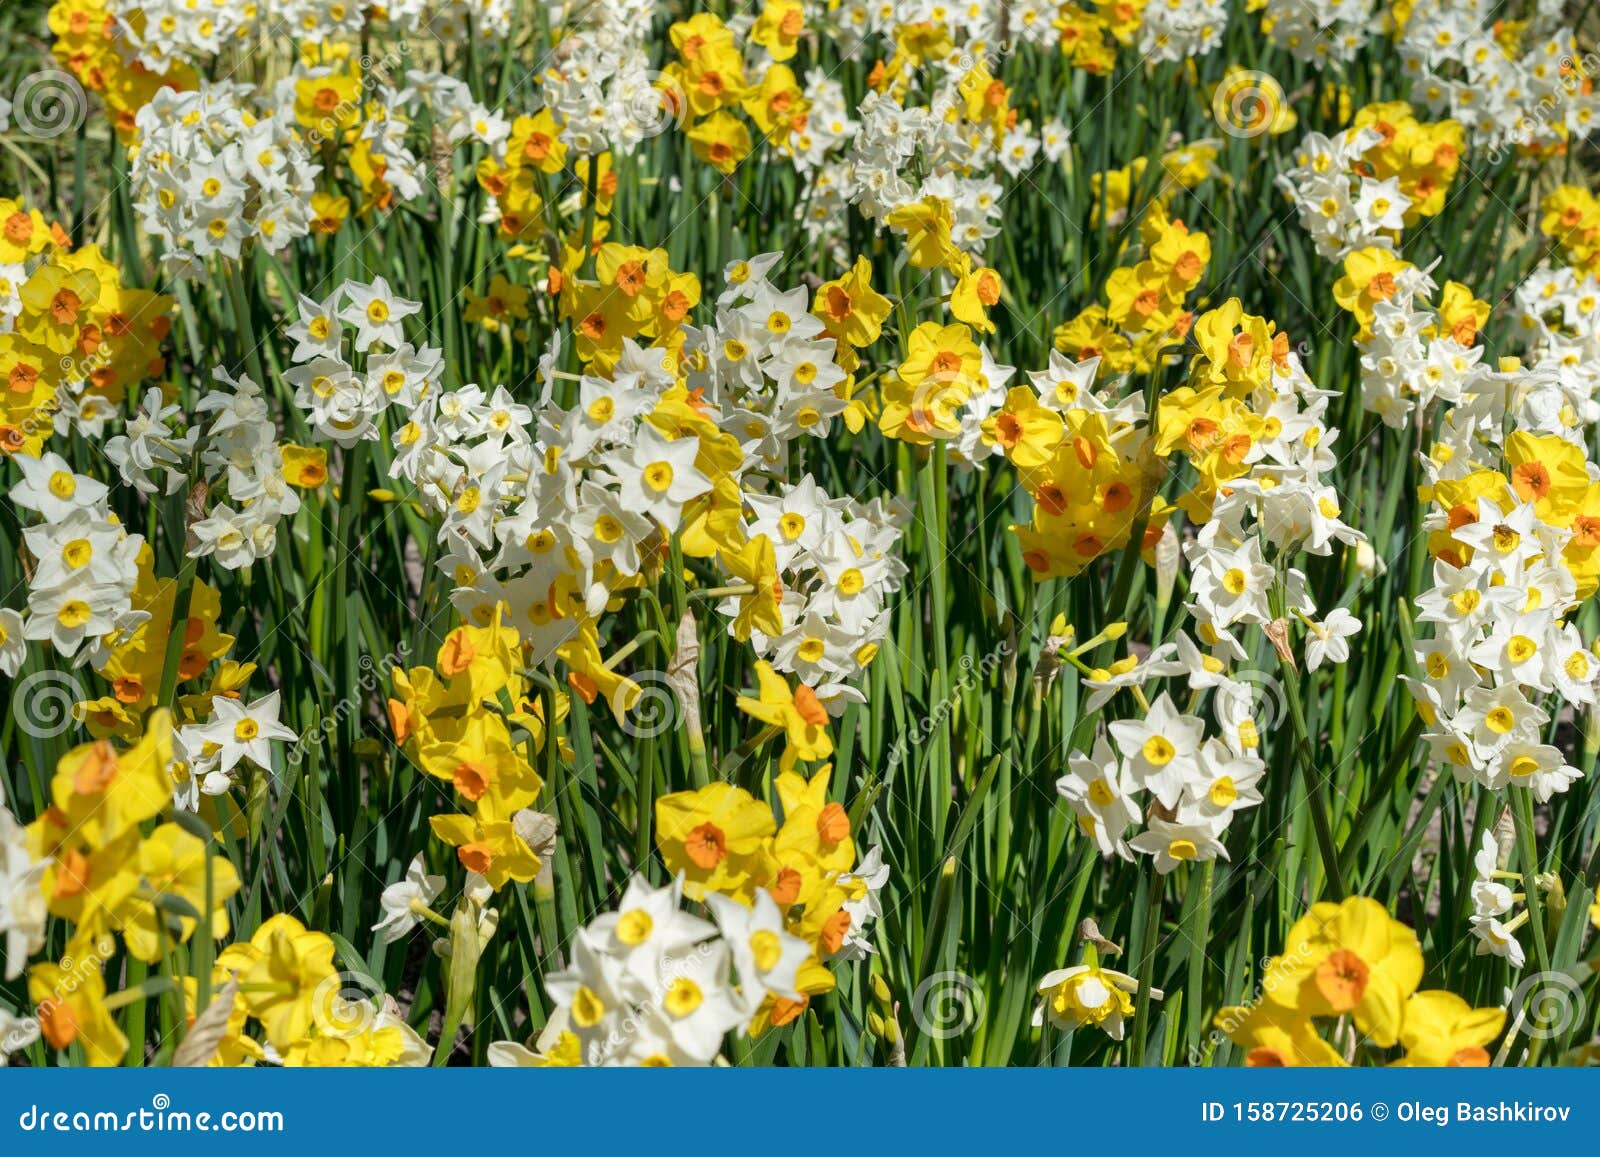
1131,874 -> 1164,1067
1511,788 -> 1552,977
1278,656 -> 1345,900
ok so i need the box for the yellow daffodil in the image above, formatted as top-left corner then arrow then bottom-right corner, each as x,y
30,935 -> 129,1067
982,386 -> 1065,469
1215,999 -> 1346,1067
1263,897 -> 1424,1048
217,914 -> 338,1053
428,814 -> 542,890
719,534 -> 784,641
736,661 -> 833,773
1393,991 -> 1505,1066
656,781 -> 776,902
813,256 -> 892,350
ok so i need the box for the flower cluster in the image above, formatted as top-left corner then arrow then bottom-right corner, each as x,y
1386,235 -> 1598,806
130,83 -> 321,273
1,204 -> 170,458
115,0 -> 252,71
50,0 -> 197,139
1260,0 -> 1374,68
658,773 -> 886,965
530,873 -> 812,1066
1058,680 -> 1265,873
832,40 -> 1023,263
1406,435 -> 1594,802
490,769 -> 887,1067
7,0 -> 1600,1077
1466,824 -> 1551,969
20,718 -> 240,1062
1053,205 -> 1210,376
718,475 -> 907,705
389,618 -> 551,891
1138,0 -> 1227,64
1398,0 -> 1595,153
1218,897 -> 1505,1066
1278,102 -> 1463,261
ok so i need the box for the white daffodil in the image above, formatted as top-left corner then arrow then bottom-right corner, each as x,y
340,276 -> 421,351
182,691 -> 298,774
1108,691 -> 1205,809
706,890 -> 811,1003
10,452 -> 108,521
1304,606 -> 1362,671
1,798 -> 47,981
587,874 -> 716,996
373,854 -> 447,944
1128,815 -> 1229,874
